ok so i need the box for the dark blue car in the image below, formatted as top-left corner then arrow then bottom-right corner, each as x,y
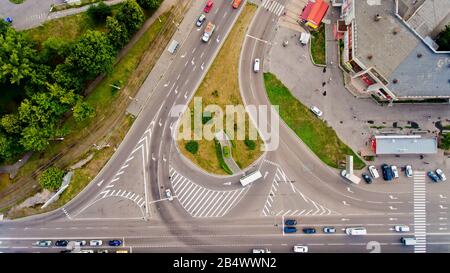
284,219 -> 297,226
382,164 -> 393,181
302,228 -> 316,234
4,17 -> 13,23
284,226 -> 297,233
427,171 -> 439,182
108,240 -> 122,246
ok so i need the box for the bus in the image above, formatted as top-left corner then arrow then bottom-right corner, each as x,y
239,171 -> 263,187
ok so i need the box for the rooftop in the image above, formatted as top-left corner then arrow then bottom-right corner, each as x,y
374,135 -> 438,155
401,0 -> 450,38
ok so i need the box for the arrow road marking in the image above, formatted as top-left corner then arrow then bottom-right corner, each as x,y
439,227 -> 448,231
191,58 -> 195,65
164,81 -> 170,87
439,217 -> 448,220
216,36 -> 220,43
389,206 -> 397,210
347,187 -> 354,193
97,179 -> 105,187
159,119 -> 162,126
184,92 -> 188,99
151,153 -> 156,161
341,218 -> 349,221
201,62 -> 204,70
264,171 -> 269,179
192,47 -> 196,54
181,52 -> 186,58
163,155 -> 167,162
342,201 -> 350,206
389,195 -> 398,200
440,205 -> 448,209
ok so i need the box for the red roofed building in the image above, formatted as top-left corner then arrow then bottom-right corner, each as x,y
303,0 -> 329,29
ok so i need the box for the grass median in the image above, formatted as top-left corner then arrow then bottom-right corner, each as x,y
310,24 -> 326,65
177,3 -> 263,175
264,72 -> 365,170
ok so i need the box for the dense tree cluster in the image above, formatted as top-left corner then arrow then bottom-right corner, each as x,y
0,0 -> 149,162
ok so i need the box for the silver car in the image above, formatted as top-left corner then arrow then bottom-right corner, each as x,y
405,165 -> 413,177
436,169 -> 447,181
35,240 -> 52,247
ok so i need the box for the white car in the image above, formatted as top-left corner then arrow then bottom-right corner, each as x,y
394,225 -> 410,232
165,189 -> 173,201
310,106 -> 323,117
196,14 -> 206,27
74,240 -> 86,246
368,165 -> 380,179
436,169 -> 447,181
252,248 -> 271,253
391,165 -> 399,178
79,250 -> 94,253
253,58 -> 260,72
293,245 -> 308,253
405,165 -> 413,177
89,240 -> 102,246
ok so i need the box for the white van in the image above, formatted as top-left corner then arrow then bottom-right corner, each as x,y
345,227 -> 367,235
400,237 -> 416,246
253,58 -> 260,72
368,165 -> 380,179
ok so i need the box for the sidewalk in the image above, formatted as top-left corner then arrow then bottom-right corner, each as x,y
127,0 -> 200,116
0,152 -> 32,179
48,0 -> 125,21
215,131 -> 241,174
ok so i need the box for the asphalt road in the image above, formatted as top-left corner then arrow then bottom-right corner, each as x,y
0,0 -> 449,254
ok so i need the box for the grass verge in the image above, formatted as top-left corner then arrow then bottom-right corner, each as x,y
9,0 -> 25,4
177,3 -> 262,175
310,24 -> 326,65
264,72 -> 365,170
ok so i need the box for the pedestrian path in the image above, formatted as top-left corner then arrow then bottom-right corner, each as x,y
413,171 -> 426,253
261,0 -> 285,17
261,165 -> 336,217
169,166 -> 249,217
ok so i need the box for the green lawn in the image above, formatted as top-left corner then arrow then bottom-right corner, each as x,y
264,72 -> 365,170
310,24 -> 326,65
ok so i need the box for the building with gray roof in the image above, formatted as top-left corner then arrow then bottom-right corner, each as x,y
373,135 -> 437,155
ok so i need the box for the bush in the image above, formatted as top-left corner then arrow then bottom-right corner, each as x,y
440,133 -> 450,150
39,167 -> 65,191
87,2 -> 112,24
106,16 -> 129,50
244,139 -> 256,150
223,146 -> 230,158
137,0 -> 162,10
185,140 -> 199,154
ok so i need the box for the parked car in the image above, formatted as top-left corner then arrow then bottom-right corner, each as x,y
368,165 -> 380,179
203,0 -> 213,13
35,240 -> 52,247
55,240 -> 68,247
405,165 -> 413,178
252,248 -> 271,253
323,227 -> 336,233
427,171 -> 440,182
196,14 -> 206,27
165,189 -> 173,201
362,173 -> 372,184
293,245 -> 308,253
108,240 -> 122,247
394,225 -> 410,232
232,0 -> 242,9
302,228 -> 316,234
391,165 -> 399,179
97,250 -> 109,253
284,219 -> 297,226
435,169 -> 447,181
381,164 -> 393,181
89,240 -> 103,246
74,240 -> 87,246
310,106 -> 323,117
4,17 -> 13,23
284,226 -> 297,233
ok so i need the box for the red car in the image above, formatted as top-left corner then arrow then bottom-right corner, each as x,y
204,0 -> 213,13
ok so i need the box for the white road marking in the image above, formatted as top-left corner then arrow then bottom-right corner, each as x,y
97,180 -> 105,187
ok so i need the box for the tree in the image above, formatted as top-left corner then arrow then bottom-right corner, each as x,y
40,37 -> 69,65
137,0 -> 161,10
441,133 -> 450,150
106,16 -> 129,50
0,27 -> 36,85
20,124 -> 52,152
53,63 -> 84,92
244,139 -> 256,150
0,131 -> 22,162
185,141 -> 199,154
38,166 -> 65,191
116,0 -> 145,35
64,30 -> 115,81
87,1 -> 112,24
436,25 -> 450,51
0,114 -> 22,134
73,100 -> 95,122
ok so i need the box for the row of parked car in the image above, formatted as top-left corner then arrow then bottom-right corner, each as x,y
34,239 -> 122,247
362,164 -> 446,184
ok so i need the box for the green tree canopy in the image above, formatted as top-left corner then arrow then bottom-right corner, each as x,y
137,0 -> 161,10
116,0 -> 145,35
0,131 -> 22,162
87,1 -> 112,24
64,30 -> 116,81
73,100 -> 95,122
0,27 -> 36,85
106,16 -> 129,50
38,166 -> 65,191
0,114 -> 22,134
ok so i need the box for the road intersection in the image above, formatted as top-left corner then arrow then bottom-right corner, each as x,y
0,0 -> 449,254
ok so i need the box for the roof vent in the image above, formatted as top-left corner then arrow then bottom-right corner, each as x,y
393,79 -> 398,84
367,54 -> 373,60
417,53 -> 422,58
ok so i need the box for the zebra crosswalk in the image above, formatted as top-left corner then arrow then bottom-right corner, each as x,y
413,171 -> 427,253
262,0 -> 285,17
169,167 -> 249,217
99,189 -> 147,208
262,167 -> 336,217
